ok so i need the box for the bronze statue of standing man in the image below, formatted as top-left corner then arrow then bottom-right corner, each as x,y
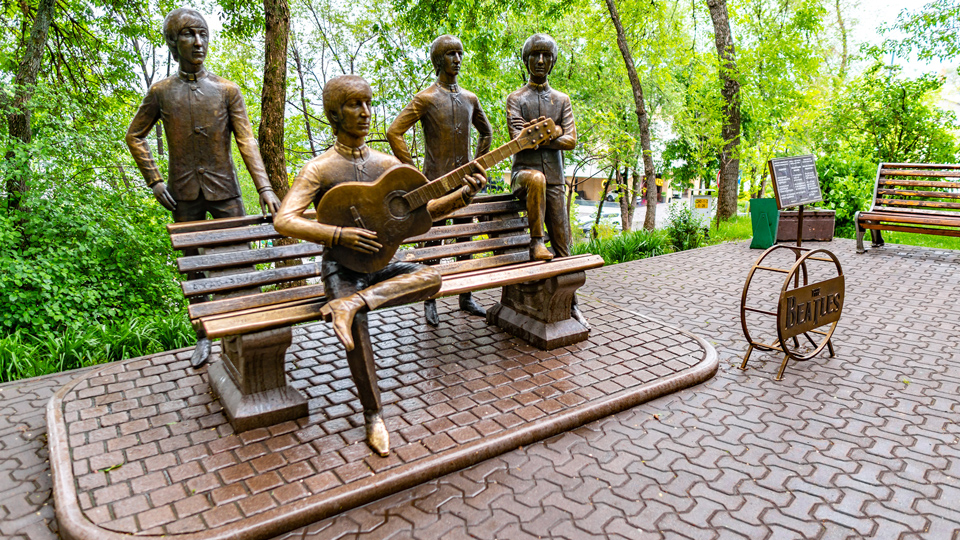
507,34 -> 587,325
126,8 -> 281,368
387,35 -> 493,326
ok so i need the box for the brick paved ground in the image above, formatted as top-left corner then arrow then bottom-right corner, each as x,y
47,298 -> 713,538
3,239 -> 959,539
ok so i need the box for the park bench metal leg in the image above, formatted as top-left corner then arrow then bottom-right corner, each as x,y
487,271 -> 589,350
208,326 -> 308,432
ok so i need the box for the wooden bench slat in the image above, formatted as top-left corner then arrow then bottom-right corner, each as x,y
167,209 -> 318,235
859,222 -> 960,237
876,189 -> 960,200
859,211 -> 960,227
435,254 -> 605,297
400,235 -> 529,263
880,164 -> 960,171
875,198 -> 960,210
878,179 -> 960,189
182,261 -> 322,297
188,283 -> 326,320
203,301 -> 328,339
201,254 -> 605,339
435,252 -> 530,275
405,217 -> 529,244
178,241 -> 324,273
171,223 -> 281,250
444,200 -> 524,219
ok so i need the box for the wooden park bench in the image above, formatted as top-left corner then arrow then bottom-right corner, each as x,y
855,163 -> 960,253
166,193 -> 604,431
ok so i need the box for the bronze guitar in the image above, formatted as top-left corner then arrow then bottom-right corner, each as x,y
315,118 -> 561,273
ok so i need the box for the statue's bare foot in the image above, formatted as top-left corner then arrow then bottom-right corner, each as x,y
530,238 -> 554,261
459,293 -> 486,317
365,411 -> 390,457
319,295 -> 366,351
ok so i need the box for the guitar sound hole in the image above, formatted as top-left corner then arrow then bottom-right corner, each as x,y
387,191 -> 410,220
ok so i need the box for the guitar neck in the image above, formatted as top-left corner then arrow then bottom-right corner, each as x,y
403,139 -> 523,210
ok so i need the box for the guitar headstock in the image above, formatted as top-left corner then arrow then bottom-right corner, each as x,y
516,117 -> 561,151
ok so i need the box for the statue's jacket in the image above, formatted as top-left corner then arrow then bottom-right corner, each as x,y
126,69 -> 272,201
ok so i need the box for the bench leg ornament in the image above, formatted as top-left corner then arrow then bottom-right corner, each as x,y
487,271 -> 590,350
209,327 -> 308,432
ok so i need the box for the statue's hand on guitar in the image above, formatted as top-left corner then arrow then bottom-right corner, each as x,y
338,227 -> 382,254
461,163 -> 487,199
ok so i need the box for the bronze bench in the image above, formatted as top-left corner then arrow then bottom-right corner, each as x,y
855,162 -> 960,253
166,193 -> 604,431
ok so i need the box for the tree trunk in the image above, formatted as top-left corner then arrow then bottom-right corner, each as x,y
593,166 -> 616,239
706,0 -> 742,221
618,167 -> 631,232
603,0 -> 657,231
259,0 -> 291,199
835,0 -> 848,81
627,167 -> 640,226
291,38 -> 317,156
5,0 -> 56,213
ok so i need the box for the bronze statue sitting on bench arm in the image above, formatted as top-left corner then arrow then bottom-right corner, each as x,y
273,75 -> 488,457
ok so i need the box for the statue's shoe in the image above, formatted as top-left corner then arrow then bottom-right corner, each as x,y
319,295 -> 366,352
365,411 -> 390,457
190,337 -> 211,368
530,238 -> 554,261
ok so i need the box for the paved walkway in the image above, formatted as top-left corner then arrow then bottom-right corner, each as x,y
2,239 -> 959,539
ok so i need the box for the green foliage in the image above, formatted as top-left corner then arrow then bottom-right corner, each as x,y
571,228 -> 669,265
821,64 -> 959,164
705,215 -> 753,245
816,152 -> 875,236
665,202 -> 707,252
0,313 -> 193,383
885,0 -> 960,61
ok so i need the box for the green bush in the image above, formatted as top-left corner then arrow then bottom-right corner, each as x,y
817,153 -> 875,237
665,202 -> 707,251
571,228 -> 669,265
0,184 -> 185,333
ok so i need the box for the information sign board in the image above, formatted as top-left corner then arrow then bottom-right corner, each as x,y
768,154 -> 822,209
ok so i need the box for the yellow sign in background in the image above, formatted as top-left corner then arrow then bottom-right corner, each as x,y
694,198 -> 709,209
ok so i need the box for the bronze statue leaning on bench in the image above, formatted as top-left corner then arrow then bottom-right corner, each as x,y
125,8 -> 281,368
273,75 -> 489,457
387,34 -> 493,327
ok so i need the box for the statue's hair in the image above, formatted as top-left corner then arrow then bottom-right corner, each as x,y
521,33 -> 558,64
322,75 -> 372,135
163,8 -> 208,62
429,35 -> 463,76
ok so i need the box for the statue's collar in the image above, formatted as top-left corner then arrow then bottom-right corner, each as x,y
334,141 -> 369,161
527,81 -> 550,93
436,80 -> 460,93
178,68 -> 207,82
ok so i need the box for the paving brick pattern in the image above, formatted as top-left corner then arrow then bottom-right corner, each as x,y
271,240 -> 959,540
50,297 -> 708,536
4,239 -> 959,539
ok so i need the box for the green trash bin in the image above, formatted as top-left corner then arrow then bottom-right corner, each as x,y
749,198 -> 779,249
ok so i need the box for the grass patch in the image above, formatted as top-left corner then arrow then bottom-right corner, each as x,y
705,215 -> 753,245
571,228 -> 671,265
0,313 -> 194,383
876,231 -> 960,250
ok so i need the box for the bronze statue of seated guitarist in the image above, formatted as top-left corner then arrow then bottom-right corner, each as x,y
273,75 -> 486,457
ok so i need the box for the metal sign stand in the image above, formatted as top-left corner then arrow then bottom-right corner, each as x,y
739,158 -> 844,380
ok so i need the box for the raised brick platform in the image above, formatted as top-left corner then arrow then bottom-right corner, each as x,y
47,296 -> 717,540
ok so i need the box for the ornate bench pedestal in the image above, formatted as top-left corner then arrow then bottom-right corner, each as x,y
209,327 -> 308,432
487,271 -> 589,350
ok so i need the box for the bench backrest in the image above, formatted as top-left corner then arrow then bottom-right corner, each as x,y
869,163 -> 960,217
167,193 -> 532,324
